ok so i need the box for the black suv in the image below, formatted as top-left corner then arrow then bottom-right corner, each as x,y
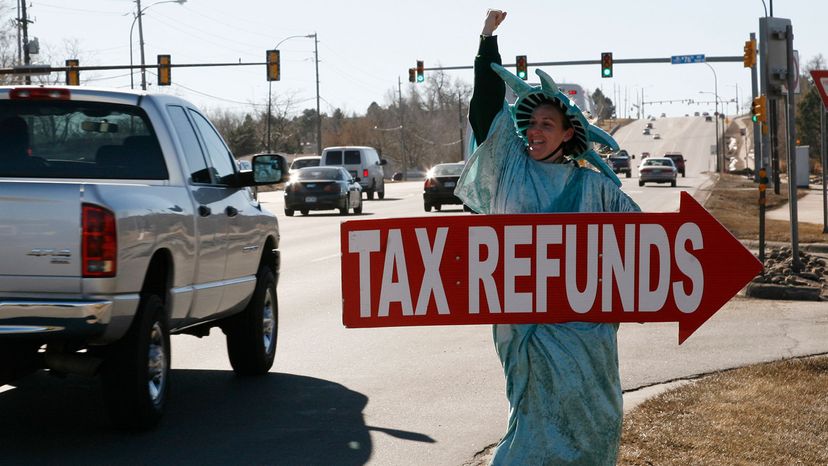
664,152 -> 686,177
607,150 -> 632,178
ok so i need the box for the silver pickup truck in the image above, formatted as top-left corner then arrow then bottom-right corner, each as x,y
0,86 -> 289,429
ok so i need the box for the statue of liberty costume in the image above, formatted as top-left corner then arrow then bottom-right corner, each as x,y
455,35 -> 640,465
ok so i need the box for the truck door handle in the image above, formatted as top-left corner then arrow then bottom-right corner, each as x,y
225,206 -> 238,217
198,205 -> 211,217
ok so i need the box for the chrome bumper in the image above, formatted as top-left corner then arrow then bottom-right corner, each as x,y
0,299 -> 112,337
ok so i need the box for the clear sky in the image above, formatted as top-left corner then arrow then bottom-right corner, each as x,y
20,0 -> 828,119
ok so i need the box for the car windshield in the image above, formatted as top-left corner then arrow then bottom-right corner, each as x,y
297,167 -> 345,180
291,158 -> 319,170
432,164 -> 464,176
644,159 -> 673,167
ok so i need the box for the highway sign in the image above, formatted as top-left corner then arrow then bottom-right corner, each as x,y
671,54 -> 706,65
810,70 -> 828,109
340,192 -> 762,344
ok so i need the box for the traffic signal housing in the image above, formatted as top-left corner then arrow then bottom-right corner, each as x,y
416,60 -> 424,83
266,49 -> 281,81
157,54 -> 171,86
408,68 -> 416,83
601,52 -> 613,78
516,55 -> 527,80
743,39 -> 756,68
65,59 -> 79,86
751,95 -> 767,124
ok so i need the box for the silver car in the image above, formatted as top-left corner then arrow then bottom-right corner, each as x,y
638,157 -> 677,187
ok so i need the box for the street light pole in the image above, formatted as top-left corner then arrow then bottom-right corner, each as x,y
266,34 -> 317,153
703,63 -> 721,172
130,0 -> 186,91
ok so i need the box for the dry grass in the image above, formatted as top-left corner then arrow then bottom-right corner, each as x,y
618,356 -> 828,465
703,174 -> 827,243
616,176 -> 828,465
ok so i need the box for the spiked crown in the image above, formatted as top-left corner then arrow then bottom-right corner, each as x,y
491,63 -> 621,186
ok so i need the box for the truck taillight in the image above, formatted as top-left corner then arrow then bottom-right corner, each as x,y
82,204 -> 117,277
362,169 -> 369,178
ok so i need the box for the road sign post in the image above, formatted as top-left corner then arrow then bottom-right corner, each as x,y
340,193 -> 762,344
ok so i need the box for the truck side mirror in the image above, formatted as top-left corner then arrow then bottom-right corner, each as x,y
251,153 -> 289,185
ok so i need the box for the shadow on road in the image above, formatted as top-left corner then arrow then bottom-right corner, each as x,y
0,369 -> 432,464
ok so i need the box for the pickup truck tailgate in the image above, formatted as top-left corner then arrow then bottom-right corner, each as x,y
0,182 -> 82,278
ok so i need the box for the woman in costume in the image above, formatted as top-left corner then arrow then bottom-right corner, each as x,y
455,9 -> 641,465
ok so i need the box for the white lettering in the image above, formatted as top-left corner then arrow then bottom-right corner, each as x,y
349,230 -> 380,317
638,224 -> 670,311
534,225 -> 562,312
414,228 -> 450,315
378,229 -> 413,316
601,224 -> 636,312
566,224 -> 599,313
504,225 -> 533,313
673,223 -> 704,313
468,226 -> 501,314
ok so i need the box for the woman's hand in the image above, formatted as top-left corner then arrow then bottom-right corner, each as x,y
482,9 -> 507,36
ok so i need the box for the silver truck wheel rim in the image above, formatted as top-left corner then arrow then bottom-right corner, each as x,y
262,289 -> 275,352
147,322 -> 167,404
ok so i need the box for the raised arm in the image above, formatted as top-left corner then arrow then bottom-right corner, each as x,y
469,10 -> 507,145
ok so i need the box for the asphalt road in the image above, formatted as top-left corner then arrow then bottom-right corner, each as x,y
2,118 -> 826,465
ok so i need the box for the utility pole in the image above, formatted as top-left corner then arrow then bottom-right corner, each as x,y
458,90 -> 464,162
136,0 -> 147,90
311,32 -> 322,154
398,77 -> 407,180
20,0 -> 31,84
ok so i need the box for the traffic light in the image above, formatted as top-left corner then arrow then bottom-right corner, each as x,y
516,55 -> 528,80
266,49 -> 281,81
157,54 -> 171,86
751,95 -> 767,124
416,60 -> 424,83
65,59 -> 79,86
601,52 -> 613,78
743,39 -> 756,68
408,68 -> 416,83
759,17 -> 791,96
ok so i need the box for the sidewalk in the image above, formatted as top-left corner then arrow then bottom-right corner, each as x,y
766,184 -> 827,228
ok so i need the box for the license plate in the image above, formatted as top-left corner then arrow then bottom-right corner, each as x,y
444,181 -> 455,188
305,196 -> 317,203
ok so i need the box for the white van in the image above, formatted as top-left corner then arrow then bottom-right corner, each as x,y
320,146 -> 387,199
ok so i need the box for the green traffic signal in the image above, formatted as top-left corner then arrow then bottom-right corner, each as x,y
516,55 -> 527,80
601,52 -> 613,78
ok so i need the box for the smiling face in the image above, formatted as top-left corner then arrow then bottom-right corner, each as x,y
525,103 -> 574,163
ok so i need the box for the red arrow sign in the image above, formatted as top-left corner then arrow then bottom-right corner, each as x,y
810,70 -> 828,109
340,192 -> 762,344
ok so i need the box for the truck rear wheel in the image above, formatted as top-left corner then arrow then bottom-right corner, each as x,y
225,264 -> 277,375
101,293 -> 170,430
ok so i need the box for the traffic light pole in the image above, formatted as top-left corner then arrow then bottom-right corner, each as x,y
750,32 -> 762,181
784,24 -> 802,272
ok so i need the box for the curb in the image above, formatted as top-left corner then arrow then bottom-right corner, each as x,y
740,240 -> 828,255
744,282 -> 824,301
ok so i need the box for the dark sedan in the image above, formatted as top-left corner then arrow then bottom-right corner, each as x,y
423,162 -> 465,212
284,166 -> 363,216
